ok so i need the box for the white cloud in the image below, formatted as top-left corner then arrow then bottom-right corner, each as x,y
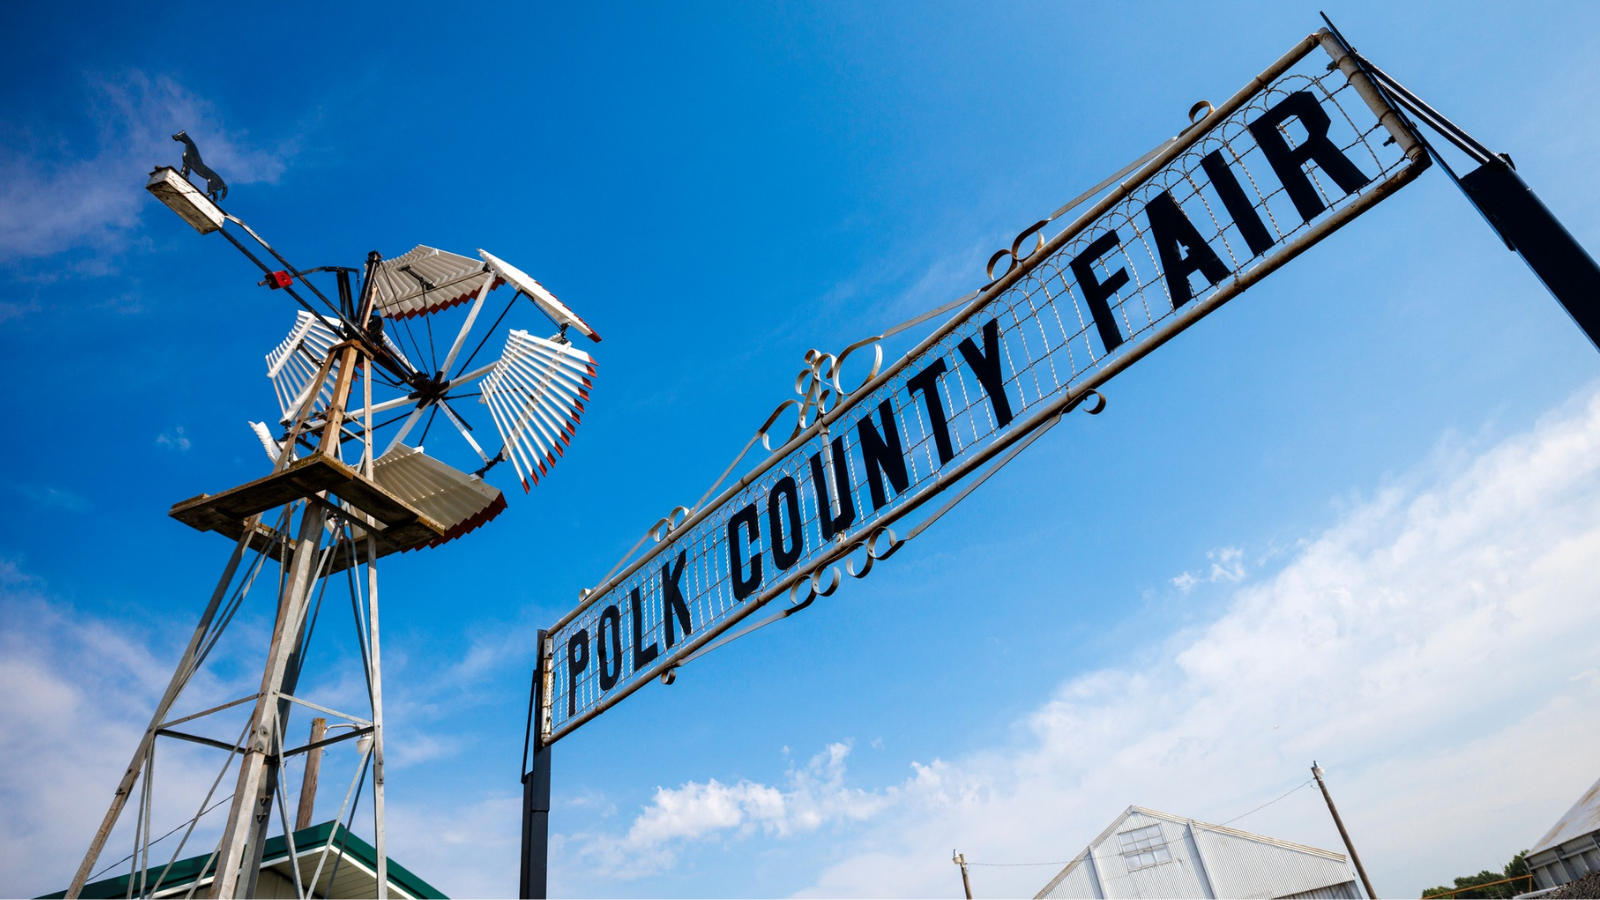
783,387 -> 1600,898
156,426 -> 191,451
0,71 -> 291,263
1171,544 -> 1246,592
573,741 -> 894,879
0,567 -> 256,898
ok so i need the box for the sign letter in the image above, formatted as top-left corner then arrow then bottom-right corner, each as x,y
1145,190 -> 1230,307
957,318 -> 1015,427
1070,232 -> 1132,352
566,629 -> 589,716
857,400 -> 909,511
727,505 -> 762,601
906,359 -> 955,465
597,605 -> 622,690
767,476 -> 804,570
662,550 -> 693,645
1201,149 -> 1275,257
630,587 -> 659,673
809,438 -> 857,540
1248,90 -> 1371,221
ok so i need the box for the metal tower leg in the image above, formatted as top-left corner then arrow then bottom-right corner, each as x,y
367,531 -> 389,900
64,526 -> 256,899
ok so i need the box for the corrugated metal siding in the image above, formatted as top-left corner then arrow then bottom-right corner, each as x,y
1193,826 -> 1354,899
1274,881 -> 1359,899
1094,813 -> 1209,900
1532,776 -> 1600,856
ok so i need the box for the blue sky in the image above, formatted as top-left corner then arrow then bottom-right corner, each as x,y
4,2 -> 1600,897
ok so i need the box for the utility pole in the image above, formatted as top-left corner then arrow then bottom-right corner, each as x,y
294,718 -> 327,831
953,850 -> 972,900
1312,761 -> 1377,899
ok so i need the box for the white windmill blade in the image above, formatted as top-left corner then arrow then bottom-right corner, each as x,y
370,245 -> 498,320
479,329 -> 596,491
249,421 -> 290,463
265,311 -> 412,422
265,311 -> 340,419
478,249 -> 602,343
371,444 -> 507,549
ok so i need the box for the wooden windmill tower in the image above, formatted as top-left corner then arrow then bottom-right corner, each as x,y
63,138 -> 599,899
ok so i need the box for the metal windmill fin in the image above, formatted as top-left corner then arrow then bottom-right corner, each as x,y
248,421 -> 288,463
479,329 -> 596,492
478,250 -> 602,342
370,245 -> 499,320
371,444 -> 507,549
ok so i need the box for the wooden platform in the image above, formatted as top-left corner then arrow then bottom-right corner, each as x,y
170,454 -> 446,565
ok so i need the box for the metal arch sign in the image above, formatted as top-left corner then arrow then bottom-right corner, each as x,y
538,30 -> 1429,744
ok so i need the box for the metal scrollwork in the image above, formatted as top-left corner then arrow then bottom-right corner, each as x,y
987,218 -> 1051,283
845,525 -> 905,579
759,336 -> 884,452
649,505 -> 690,542
788,564 -> 841,611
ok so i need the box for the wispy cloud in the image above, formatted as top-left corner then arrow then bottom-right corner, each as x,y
16,485 -> 89,512
155,426 -> 191,451
1171,544 -> 1247,592
0,71 -> 292,264
574,741 -> 898,879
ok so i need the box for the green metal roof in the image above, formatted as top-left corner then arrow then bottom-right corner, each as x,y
40,821 -> 447,899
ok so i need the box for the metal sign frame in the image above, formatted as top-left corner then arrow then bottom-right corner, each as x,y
539,28 -> 1429,748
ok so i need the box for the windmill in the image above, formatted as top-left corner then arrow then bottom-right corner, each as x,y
64,143 -> 600,899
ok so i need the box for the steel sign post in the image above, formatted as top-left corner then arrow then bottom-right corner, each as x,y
538,29 -> 1429,748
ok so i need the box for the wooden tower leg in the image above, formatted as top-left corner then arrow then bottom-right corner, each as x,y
211,503 -> 326,898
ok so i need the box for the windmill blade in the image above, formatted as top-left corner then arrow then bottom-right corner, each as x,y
265,311 -> 340,419
371,245 -> 498,320
479,249 -> 602,342
479,330 -> 596,491
248,421 -> 289,463
265,311 -> 413,422
370,444 -> 507,549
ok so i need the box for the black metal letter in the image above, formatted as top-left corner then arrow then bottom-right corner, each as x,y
1248,90 -> 1370,222
1145,190 -> 1231,308
956,318 -> 1015,427
809,437 -> 857,541
1201,149 -> 1275,257
1069,231 -> 1131,352
661,550 -> 693,646
767,476 -> 804,570
597,605 -> 622,691
856,400 -> 909,511
630,586 -> 659,673
565,629 -> 589,717
905,358 -> 955,465
727,505 -> 762,601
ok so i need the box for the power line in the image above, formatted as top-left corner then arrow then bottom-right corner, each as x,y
1220,779 -> 1316,826
959,779 -> 1318,871
86,794 -> 234,883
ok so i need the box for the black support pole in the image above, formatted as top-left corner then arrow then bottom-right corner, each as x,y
1459,160 -> 1600,352
520,631 -> 551,900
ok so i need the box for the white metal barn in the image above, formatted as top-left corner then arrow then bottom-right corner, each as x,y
1034,806 -> 1361,900
1525,774 -> 1600,892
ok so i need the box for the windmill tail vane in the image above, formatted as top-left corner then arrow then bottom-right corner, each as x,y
61,134 -> 603,900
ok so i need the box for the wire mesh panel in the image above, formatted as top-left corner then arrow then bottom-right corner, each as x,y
545,31 -> 1429,742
